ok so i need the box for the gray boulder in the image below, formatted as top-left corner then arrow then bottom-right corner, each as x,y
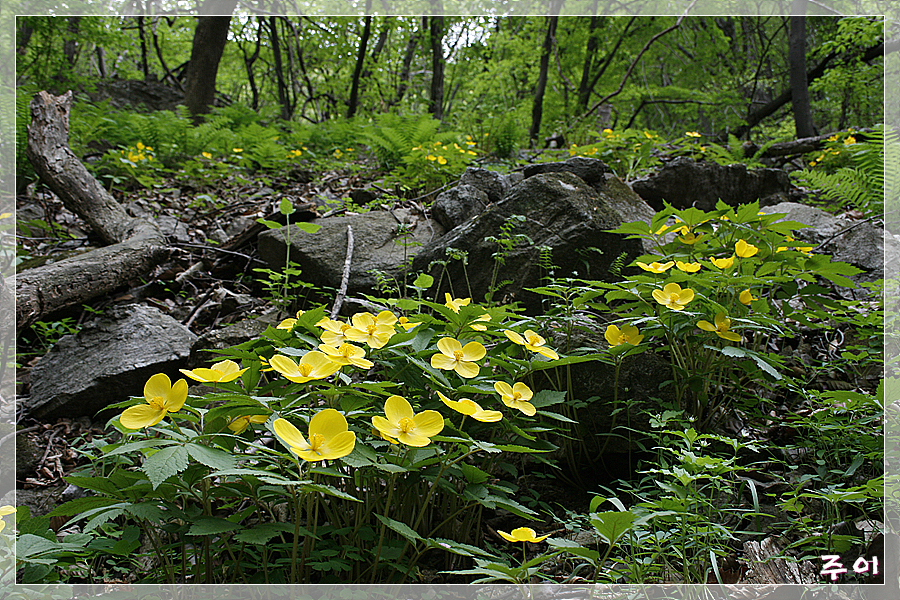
431,184 -> 489,230
761,202 -> 899,288
411,171 -> 645,312
523,156 -> 611,194
459,167 -> 511,204
25,304 -> 197,420
632,156 -> 796,211
258,208 -> 445,295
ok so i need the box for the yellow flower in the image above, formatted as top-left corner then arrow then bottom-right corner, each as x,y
651,283 -> 695,311
844,136 -> 856,145
345,312 -> 396,349
444,293 -> 471,313
437,391 -> 502,423
136,142 -> 145,150
269,351 -> 341,383
685,131 -> 701,138
318,343 -> 374,369
375,310 -> 398,328
227,414 -> 268,434
735,239 -> 759,258
0,213 -> 11,219
179,360 -> 248,384
637,261 -> 674,273
201,151 -> 212,159
504,329 -> 559,360
653,224 -> 670,235
120,373 -> 188,430
0,505 -> 16,533
277,318 -> 298,330
710,255 -> 735,269
427,154 -> 437,161
371,395 -> 444,447
739,289 -> 756,305
273,410 -> 356,461
675,260 -> 702,273
431,337 -> 486,378
498,526 -> 550,543
437,155 -> 447,165
397,316 -> 420,331
318,318 -> 352,346
233,148 -> 243,153
470,314 -> 491,331
494,381 -> 536,416
604,324 -> 643,347
697,312 -> 742,342
678,231 -> 705,245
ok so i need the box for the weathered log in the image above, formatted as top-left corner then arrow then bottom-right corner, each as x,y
15,91 -> 167,333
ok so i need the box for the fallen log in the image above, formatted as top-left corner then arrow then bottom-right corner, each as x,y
14,90 -> 167,334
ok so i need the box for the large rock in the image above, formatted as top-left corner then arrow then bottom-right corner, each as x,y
458,167 -> 511,204
632,156 -> 796,211
761,202 -> 900,289
411,171 -> 645,312
523,156 -> 611,193
431,184 -> 489,230
25,304 -> 197,420
258,208 -> 445,295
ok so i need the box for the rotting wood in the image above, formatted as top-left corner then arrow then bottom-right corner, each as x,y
14,91 -> 167,334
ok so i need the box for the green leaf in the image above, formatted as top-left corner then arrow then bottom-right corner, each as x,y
295,222 -> 321,234
46,496 -> 120,518
590,510 -> 637,546
61,476 -> 122,498
708,345 -> 782,380
233,522 -> 311,545
143,445 -> 190,489
187,443 -> 236,471
187,517 -> 241,536
256,218 -> 282,229
547,538 -> 600,563
374,513 -> 421,544
279,197 -> 295,215
529,389 -> 566,408
300,482 -> 360,502
412,273 -> 434,289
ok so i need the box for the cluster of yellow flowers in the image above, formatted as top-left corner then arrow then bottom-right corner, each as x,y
119,298 -> 561,466
120,141 -> 154,163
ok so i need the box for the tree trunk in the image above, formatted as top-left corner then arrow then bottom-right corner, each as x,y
529,14 -> 558,147
390,24 -> 420,108
428,13 -> 445,120
789,5 -> 816,138
17,91 -> 167,334
240,18 -> 264,111
347,15 -> 372,118
269,16 -> 292,120
576,15 -> 602,114
137,16 -> 150,80
63,17 -> 81,67
183,4 -> 235,120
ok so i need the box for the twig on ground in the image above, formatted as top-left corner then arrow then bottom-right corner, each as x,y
331,225 -> 354,319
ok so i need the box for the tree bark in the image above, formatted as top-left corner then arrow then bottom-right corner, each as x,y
269,16 -> 293,120
347,15 -> 372,118
183,5 -> 235,120
576,15 -> 602,114
428,13 -> 445,120
137,16 -> 150,80
390,24 -> 421,108
17,91 -> 167,334
789,6 -> 816,138
529,14 -> 558,147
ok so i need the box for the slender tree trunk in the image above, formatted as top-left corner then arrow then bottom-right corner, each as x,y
137,16 -> 150,80
391,24 -> 420,107
529,14 -> 558,147
240,18 -> 264,111
183,5 -> 235,120
428,13 -> 445,120
347,15 -> 372,118
269,17 -> 292,120
17,18 -> 34,55
577,15 -> 602,114
152,18 -> 181,90
789,5 -> 816,138
95,46 -> 107,78
63,17 -> 81,67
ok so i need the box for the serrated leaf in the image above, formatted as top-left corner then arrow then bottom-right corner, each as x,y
187,517 -> 241,536
187,443 -> 236,471
233,522 -> 304,545
590,510 -> 637,546
530,389 -> 566,408
143,445 -> 190,490
46,496 -> 119,518
374,513 -> 420,544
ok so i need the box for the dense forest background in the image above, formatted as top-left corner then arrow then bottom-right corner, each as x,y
13,12 -> 887,153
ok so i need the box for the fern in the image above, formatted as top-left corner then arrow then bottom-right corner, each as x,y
364,113 -> 459,170
792,125 -> 889,215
